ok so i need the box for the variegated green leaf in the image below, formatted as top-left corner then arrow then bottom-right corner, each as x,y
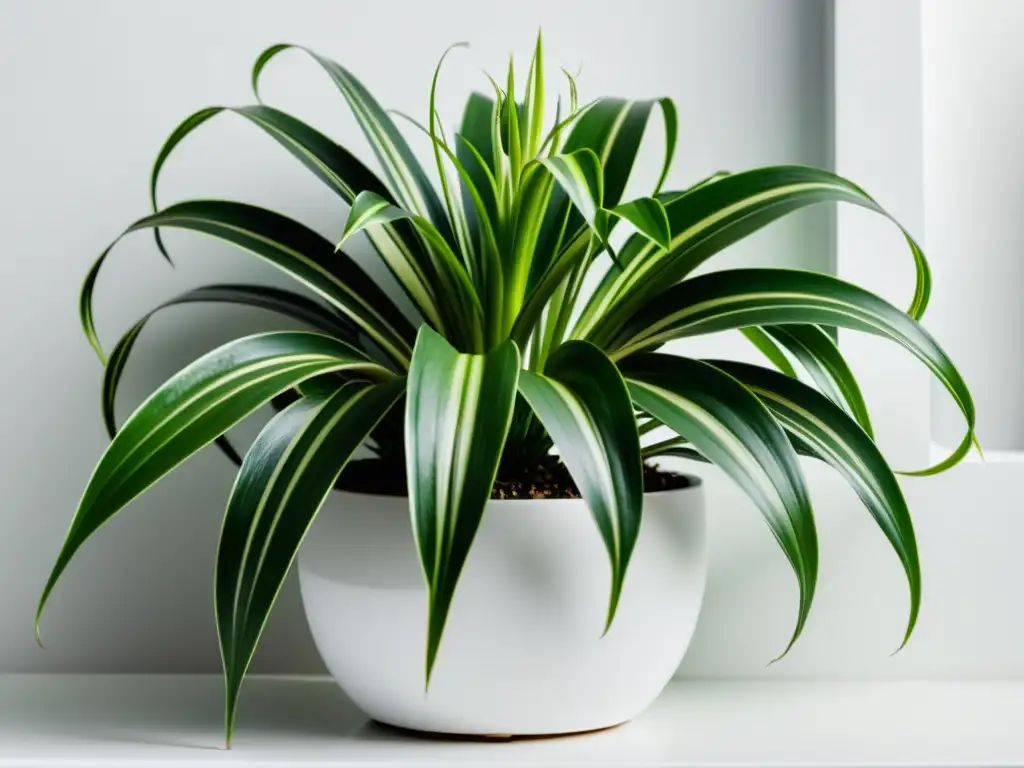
406,326 -> 520,681
252,44 -> 454,245
576,165 -> 931,341
621,353 -> 817,654
599,196 -> 672,251
764,324 -> 874,439
152,103 -> 442,328
37,331 -> 391,641
608,268 -> 974,474
82,201 -> 416,369
539,149 -> 603,234
518,341 -> 643,633
741,326 -> 799,379
217,379 -> 404,745
339,191 -> 483,352
707,359 -> 919,645
101,284 -> 359,470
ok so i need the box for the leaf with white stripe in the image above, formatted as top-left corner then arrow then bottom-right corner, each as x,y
217,379 -> 404,745
406,326 -> 520,682
81,201 -> 415,369
764,324 -> 874,438
339,191 -> 483,352
37,331 -> 391,641
538,149 -> 603,236
707,359 -> 920,646
599,196 -> 672,251
621,353 -> 817,655
147,104 -> 441,329
577,165 -> 931,341
518,341 -> 643,634
101,284 -> 358,468
609,268 -> 974,474
252,44 -> 454,245
741,326 -> 799,379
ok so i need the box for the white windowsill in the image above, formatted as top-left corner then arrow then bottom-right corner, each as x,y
1,675 -> 1023,766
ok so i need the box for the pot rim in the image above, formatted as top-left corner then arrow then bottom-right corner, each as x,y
330,473 -> 703,504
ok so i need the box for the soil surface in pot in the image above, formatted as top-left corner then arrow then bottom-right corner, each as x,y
337,456 -> 693,499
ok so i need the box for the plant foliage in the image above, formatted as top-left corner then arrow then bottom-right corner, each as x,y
39,34 -> 974,744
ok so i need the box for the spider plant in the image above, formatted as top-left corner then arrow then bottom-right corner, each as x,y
38,34 -> 974,743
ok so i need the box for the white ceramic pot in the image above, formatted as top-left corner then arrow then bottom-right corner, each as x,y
298,481 -> 706,737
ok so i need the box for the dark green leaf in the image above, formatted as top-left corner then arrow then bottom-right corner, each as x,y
405,326 -> 520,681
217,379 -> 403,745
518,341 -> 643,633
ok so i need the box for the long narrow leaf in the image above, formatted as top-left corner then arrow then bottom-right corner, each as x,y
252,44 -> 454,245
101,284 -> 359,455
608,268 -> 974,474
217,379 -> 403,745
405,327 -> 520,681
37,332 -> 392,640
576,165 -> 931,340
82,201 -> 416,368
707,359 -> 919,645
147,105 -> 441,330
518,341 -> 643,633
339,191 -> 483,351
764,324 -> 874,438
621,353 -> 817,654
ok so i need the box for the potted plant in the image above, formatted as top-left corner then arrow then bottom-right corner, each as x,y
37,34 -> 975,744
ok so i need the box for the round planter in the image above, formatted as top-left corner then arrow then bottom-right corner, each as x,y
297,480 -> 706,737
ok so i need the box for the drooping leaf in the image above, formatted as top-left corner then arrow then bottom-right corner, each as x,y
764,324 -> 874,439
339,191 -> 483,352
252,44 -> 454,246
518,341 -> 643,633
217,379 -> 403,745
621,353 -> 816,654
101,284 -> 360,460
82,201 -> 416,369
405,326 -> 520,681
607,268 -> 974,474
37,332 -> 392,641
575,165 -> 931,341
150,103 -> 444,330
706,359 -> 919,645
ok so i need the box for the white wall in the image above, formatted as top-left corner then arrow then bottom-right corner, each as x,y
0,0 -> 853,675
922,0 -> 1024,452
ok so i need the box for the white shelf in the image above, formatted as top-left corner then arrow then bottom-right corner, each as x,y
2,675 -> 1024,766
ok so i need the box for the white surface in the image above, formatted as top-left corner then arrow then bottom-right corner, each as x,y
299,488 -> 705,735
3,675 -> 1024,766
0,0 -> 831,676
922,0 -> 1024,451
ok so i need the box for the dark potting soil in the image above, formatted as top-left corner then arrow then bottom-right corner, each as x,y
336,456 -> 693,500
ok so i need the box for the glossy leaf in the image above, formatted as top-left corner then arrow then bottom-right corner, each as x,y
609,268 -> 974,474
576,165 -> 931,341
707,359 -> 919,645
764,324 -> 875,438
621,353 -> 817,654
339,191 -> 483,351
82,201 -> 415,368
37,332 -> 391,640
217,379 -> 403,744
252,45 -> 454,244
518,341 -> 643,633
405,327 -> 520,681
101,284 -> 359,471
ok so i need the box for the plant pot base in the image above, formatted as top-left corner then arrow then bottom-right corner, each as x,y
300,486 -> 705,737
373,717 -> 629,742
